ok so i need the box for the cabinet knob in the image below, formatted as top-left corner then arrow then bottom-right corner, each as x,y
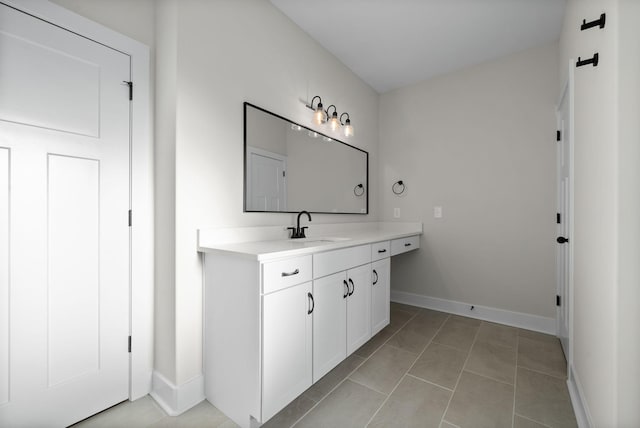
557,236 -> 569,244
404,243 -> 411,247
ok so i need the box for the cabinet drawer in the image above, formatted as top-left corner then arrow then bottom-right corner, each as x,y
390,235 -> 420,256
371,241 -> 390,261
262,255 -> 312,294
313,245 -> 371,279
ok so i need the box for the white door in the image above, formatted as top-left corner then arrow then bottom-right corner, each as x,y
261,282 -> 313,422
0,5 -> 130,427
312,272 -> 347,382
346,264 -> 372,355
371,258 -> 390,336
246,147 -> 286,211
556,77 -> 572,357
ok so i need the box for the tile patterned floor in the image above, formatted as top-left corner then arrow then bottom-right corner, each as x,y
75,303 -> 577,428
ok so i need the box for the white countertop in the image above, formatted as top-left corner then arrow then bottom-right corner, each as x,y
198,222 -> 423,261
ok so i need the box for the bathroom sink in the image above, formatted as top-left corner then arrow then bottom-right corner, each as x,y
287,237 -> 351,246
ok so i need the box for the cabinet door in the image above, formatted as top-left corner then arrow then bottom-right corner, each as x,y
262,282 -> 313,422
346,264 -> 372,355
371,258 -> 390,335
312,272 -> 347,382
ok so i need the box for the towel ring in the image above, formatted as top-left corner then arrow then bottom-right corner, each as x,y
353,183 -> 364,197
392,180 -> 405,195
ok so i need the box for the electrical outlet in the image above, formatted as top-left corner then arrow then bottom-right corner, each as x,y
434,206 -> 443,218
393,207 -> 400,218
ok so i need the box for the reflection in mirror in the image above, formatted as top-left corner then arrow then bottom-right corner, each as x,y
244,103 -> 368,214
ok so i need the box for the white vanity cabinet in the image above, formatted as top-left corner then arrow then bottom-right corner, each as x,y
201,228 -> 421,428
371,257 -> 390,335
262,280 -> 313,421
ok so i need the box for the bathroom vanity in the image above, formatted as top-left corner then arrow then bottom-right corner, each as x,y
198,222 -> 421,428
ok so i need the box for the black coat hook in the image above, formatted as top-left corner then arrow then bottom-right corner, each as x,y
392,180 -> 405,195
353,183 -> 364,197
576,53 -> 599,68
581,13 -> 606,31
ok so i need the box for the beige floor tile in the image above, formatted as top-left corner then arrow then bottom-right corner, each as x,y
368,375 -> 451,428
476,322 -> 518,348
432,317 -> 479,352
304,353 -> 365,402
349,344 -> 418,394
391,302 -> 421,315
73,396 -> 166,428
262,394 -> 316,428
387,307 -> 415,332
148,400 -> 237,428
518,336 -> 567,378
354,328 -> 395,358
385,324 -> 435,354
408,343 -> 467,390
444,371 -> 514,428
465,341 -> 516,384
514,415 -> 549,428
448,314 -> 481,327
518,329 -> 559,344
294,380 -> 385,428
515,368 -> 577,428
440,422 -> 459,428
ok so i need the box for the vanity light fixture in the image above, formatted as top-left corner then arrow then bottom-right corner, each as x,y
305,95 -> 355,137
340,112 -> 354,137
308,95 -> 326,125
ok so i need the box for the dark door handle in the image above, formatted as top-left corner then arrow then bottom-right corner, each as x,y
348,278 -> 354,296
557,236 -> 569,244
372,269 -> 378,285
307,292 -> 314,314
343,280 -> 349,298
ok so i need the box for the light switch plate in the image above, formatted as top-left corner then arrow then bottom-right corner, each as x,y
434,206 -> 442,218
393,207 -> 400,218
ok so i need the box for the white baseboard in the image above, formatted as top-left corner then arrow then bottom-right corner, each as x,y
567,365 -> 593,428
150,371 -> 205,416
390,290 -> 556,334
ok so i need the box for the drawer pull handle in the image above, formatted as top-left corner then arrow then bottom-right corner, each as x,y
281,269 -> 300,277
404,243 -> 412,247
348,278 -> 355,296
377,249 -> 387,253
343,280 -> 349,299
373,269 -> 378,285
308,292 -> 314,314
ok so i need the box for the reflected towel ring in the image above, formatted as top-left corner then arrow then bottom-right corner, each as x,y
392,180 -> 406,195
353,183 -> 365,197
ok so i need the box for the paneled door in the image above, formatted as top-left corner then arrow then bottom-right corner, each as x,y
0,4 -> 131,426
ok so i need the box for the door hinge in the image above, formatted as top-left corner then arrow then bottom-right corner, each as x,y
128,336 -> 132,353
123,81 -> 133,100
557,213 -> 561,224
556,130 -> 561,141
128,210 -> 132,227
556,295 -> 561,307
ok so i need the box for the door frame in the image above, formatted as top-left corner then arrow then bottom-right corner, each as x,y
1,0 -> 154,400
556,62 -> 575,367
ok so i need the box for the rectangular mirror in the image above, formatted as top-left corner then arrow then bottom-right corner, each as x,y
244,102 -> 368,214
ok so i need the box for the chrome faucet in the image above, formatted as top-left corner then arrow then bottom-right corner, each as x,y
288,211 -> 312,239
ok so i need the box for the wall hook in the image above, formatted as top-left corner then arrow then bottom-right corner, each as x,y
392,180 -> 406,195
581,13 -> 606,31
353,183 -> 364,197
576,53 -> 599,68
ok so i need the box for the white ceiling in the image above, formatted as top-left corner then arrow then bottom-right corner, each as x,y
270,0 -> 566,93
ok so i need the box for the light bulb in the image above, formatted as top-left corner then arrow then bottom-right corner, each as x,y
312,103 -> 325,125
329,112 -> 340,131
343,119 -> 354,137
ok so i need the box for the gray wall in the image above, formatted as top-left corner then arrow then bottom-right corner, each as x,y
379,42 -> 559,319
